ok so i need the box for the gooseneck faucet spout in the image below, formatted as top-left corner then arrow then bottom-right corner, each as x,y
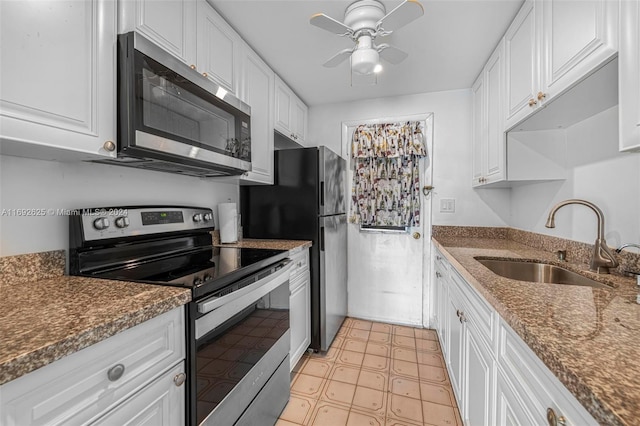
545,199 -> 619,274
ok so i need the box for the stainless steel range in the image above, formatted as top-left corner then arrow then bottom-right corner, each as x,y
68,206 -> 292,426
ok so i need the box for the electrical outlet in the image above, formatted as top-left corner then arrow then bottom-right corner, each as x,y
440,198 -> 455,213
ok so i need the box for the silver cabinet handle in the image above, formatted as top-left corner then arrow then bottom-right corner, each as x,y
436,272 -> 442,278
174,372 -> 186,387
107,364 -> 125,381
436,255 -> 442,261
546,408 -> 566,426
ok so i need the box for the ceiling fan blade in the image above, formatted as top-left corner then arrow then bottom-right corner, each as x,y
377,44 -> 408,64
377,0 -> 424,32
310,13 -> 353,35
323,48 -> 354,68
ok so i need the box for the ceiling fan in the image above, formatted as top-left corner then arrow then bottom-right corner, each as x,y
310,0 -> 424,85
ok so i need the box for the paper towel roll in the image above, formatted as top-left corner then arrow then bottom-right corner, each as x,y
218,203 -> 238,243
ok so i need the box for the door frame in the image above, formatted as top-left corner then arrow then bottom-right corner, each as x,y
341,113 -> 434,327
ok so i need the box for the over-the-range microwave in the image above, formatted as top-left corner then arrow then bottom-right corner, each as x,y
94,32 -> 251,177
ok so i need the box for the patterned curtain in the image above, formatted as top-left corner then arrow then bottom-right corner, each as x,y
349,121 -> 428,227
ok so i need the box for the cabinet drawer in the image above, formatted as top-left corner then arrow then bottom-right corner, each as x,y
450,269 -> 496,351
498,320 -> 597,426
289,249 -> 309,280
1,307 -> 185,426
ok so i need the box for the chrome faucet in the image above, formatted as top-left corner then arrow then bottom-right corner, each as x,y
616,243 -> 640,253
545,199 -> 619,274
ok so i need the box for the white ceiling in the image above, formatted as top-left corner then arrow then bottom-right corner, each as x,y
210,0 -> 524,106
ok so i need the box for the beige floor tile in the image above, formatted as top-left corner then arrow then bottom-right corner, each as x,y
369,331 -> 392,344
414,329 -> 438,341
352,385 -> 387,416
321,379 -> 357,407
338,349 -> 365,367
391,347 -> 417,363
279,394 -> 317,424
416,351 -> 444,368
348,328 -> 371,341
352,319 -> 374,331
392,325 -> 416,337
371,322 -> 392,334
275,419 -> 301,426
357,369 -> 387,391
362,353 -> 390,371
347,409 -> 385,426
384,418 -> 423,426
365,342 -> 391,358
415,339 -> 440,352
392,335 -> 416,349
387,393 -> 424,424
422,401 -> 461,426
309,345 -> 341,363
344,338 -> 368,353
389,376 -> 421,400
331,336 -> 346,350
309,402 -> 351,426
291,373 -> 326,399
343,317 -> 356,327
390,359 -> 420,379
329,363 -> 361,384
301,359 -> 333,378
419,382 -> 456,407
337,326 -> 350,337
418,364 -> 448,384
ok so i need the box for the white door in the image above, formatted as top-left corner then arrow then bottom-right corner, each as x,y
341,114 -> 433,327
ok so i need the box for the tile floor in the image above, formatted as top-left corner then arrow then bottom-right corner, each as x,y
277,318 -> 463,426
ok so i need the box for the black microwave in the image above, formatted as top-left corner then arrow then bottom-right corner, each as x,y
96,32 -> 251,177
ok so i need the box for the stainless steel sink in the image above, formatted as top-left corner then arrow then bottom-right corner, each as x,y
475,258 -> 611,289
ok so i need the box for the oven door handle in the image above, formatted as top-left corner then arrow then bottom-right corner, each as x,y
195,260 -> 292,339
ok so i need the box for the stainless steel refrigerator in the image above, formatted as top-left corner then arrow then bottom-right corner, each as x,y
240,146 -> 347,352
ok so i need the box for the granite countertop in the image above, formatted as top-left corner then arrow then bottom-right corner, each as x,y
0,251 -> 191,386
432,236 -> 640,426
212,232 -> 312,254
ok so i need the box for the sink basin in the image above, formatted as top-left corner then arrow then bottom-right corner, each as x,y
475,258 -> 610,289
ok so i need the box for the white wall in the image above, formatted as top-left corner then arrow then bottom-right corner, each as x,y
0,155 -> 238,256
509,106 -> 640,247
308,89 -> 510,326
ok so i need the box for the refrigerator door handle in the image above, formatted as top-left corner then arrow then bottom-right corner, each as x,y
320,226 -> 325,251
320,181 -> 325,207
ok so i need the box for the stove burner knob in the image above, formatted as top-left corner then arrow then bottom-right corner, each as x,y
203,274 -> 212,282
193,213 -> 203,223
193,277 -> 203,286
93,217 -> 110,230
115,216 -> 130,228
203,213 -> 213,222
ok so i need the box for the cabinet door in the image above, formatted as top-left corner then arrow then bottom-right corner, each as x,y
293,98 -> 308,146
471,74 -> 485,187
289,273 -> 311,371
484,41 -> 505,185
118,0 -> 196,65
0,0 -> 116,160
504,0 -> 539,130
540,0 -> 618,100
463,325 -> 494,426
241,48 -> 275,184
445,287 -> 464,404
433,264 -> 448,355
196,0 -> 240,95
91,362 -> 185,426
274,76 -> 293,137
619,0 -> 640,152
495,368 -> 536,426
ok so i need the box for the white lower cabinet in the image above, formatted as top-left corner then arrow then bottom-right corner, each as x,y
432,245 -> 597,426
288,249 -> 311,370
0,307 -> 186,426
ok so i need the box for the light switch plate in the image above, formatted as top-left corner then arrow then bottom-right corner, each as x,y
440,198 -> 455,213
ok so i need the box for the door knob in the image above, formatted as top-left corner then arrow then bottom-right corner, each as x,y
422,185 -> 434,196
412,232 -> 421,240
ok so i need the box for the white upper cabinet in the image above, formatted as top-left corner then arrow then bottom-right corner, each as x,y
196,0 -> 241,95
472,40 -> 506,187
504,0 -> 539,130
118,0 -> 196,65
240,48 -> 275,184
503,0 -> 618,131
619,0 -> 640,152
0,0 -> 117,160
274,76 -> 308,146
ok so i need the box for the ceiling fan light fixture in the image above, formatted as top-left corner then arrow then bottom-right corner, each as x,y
351,47 -> 379,75
373,63 -> 383,73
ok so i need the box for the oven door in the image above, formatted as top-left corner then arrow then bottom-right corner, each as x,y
189,260 -> 292,426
